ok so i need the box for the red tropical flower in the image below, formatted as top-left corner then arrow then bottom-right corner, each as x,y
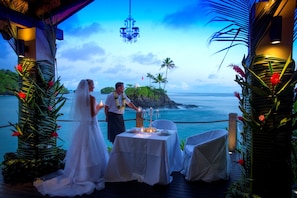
16,64 -> 23,72
12,131 -> 21,136
18,91 -> 26,100
48,81 -> 54,88
57,125 -> 62,129
270,72 -> 280,86
237,116 -> 244,122
232,65 -> 245,78
234,91 -> 240,100
237,159 -> 244,166
50,132 -> 58,137
48,106 -> 53,111
258,115 -> 265,122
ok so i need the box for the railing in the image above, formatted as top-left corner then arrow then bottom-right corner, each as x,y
2,112 -> 295,152
0,112 -> 240,151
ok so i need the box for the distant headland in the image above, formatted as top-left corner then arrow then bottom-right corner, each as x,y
101,86 -> 198,109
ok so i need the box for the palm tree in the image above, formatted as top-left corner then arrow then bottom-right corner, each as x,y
202,0 -> 296,197
146,72 -> 167,89
160,57 -> 176,90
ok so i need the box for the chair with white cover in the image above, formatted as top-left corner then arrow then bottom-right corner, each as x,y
151,119 -> 177,131
181,129 -> 230,182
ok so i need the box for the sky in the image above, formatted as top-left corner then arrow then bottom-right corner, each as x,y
0,0 -> 295,93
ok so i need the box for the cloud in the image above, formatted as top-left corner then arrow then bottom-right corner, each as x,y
161,3 -> 206,28
208,73 -> 217,79
61,22 -> 105,39
131,52 -> 160,65
103,64 -> 132,77
58,42 -> 105,61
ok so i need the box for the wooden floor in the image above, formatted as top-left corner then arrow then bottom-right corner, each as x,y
0,152 -> 242,198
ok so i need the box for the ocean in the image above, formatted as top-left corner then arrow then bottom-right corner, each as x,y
0,92 -> 241,161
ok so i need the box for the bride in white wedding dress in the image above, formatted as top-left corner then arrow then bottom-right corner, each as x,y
34,79 -> 109,197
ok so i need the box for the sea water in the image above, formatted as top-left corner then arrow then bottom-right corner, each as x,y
0,92 -> 241,161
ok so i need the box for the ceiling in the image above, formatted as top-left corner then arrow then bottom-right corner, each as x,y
0,0 -> 94,27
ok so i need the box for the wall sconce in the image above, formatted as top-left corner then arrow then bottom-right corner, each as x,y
16,39 -> 29,57
17,39 -> 25,57
270,16 -> 282,44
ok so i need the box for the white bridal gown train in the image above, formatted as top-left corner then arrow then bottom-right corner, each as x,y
34,117 -> 109,197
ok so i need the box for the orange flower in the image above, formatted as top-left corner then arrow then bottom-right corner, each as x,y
270,72 -> 280,86
258,115 -> 265,122
50,132 -> 58,137
12,131 -> 21,136
18,91 -> 26,100
16,64 -> 23,72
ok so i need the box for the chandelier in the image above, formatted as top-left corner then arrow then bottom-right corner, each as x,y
120,0 -> 139,43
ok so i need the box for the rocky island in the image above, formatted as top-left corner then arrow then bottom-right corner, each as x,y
104,86 -> 198,109
130,94 -> 198,109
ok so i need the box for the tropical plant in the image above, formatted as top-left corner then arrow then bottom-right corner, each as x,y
146,72 -> 167,89
1,59 -> 67,182
160,57 -> 176,90
0,69 -> 18,95
202,0 -> 296,197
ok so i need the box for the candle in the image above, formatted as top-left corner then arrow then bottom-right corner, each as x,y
99,100 -> 103,106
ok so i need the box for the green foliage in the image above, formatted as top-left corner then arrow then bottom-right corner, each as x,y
0,69 -> 18,95
2,59 -> 67,182
125,86 -> 165,99
101,86 -> 114,94
1,150 -> 65,183
0,69 -> 69,95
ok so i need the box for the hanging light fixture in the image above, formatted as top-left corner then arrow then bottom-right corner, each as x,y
120,0 -> 139,43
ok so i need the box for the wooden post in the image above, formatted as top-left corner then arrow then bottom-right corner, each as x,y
228,113 -> 237,152
136,111 -> 143,127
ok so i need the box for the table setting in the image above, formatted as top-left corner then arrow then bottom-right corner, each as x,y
104,122 -> 183,186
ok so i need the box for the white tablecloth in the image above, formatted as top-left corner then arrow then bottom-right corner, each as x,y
104,130 -> 183,185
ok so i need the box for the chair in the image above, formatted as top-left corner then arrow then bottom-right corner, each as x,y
180,129 -> 230,182
151,119 -> 177,130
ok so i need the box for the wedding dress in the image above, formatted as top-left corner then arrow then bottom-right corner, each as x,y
33,80 -> 109,197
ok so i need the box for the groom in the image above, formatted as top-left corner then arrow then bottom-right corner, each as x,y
104,82 -> 139,143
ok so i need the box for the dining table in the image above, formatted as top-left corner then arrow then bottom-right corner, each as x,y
104,128 -> 183,186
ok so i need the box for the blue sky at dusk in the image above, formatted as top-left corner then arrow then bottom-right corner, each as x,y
0,0 -> 294,93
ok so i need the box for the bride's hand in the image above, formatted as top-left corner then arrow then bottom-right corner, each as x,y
96,103 -> 104,111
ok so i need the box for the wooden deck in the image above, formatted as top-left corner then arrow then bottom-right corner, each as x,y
0,152 -> 242,198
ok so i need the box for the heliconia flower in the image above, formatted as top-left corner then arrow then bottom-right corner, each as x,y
12,131 -> 21,136
18,91 -> 26,100
237,116 -> 244,122
48,106 -> 52,111
270,72 -> 280,86
259,115 -> 265,122
16,64 -> 23,72
234,91 -> 240,100
237,159 -> 244,166
48,81 -> 54,88
232,65 -> 245,78
50,132 -> 58,137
